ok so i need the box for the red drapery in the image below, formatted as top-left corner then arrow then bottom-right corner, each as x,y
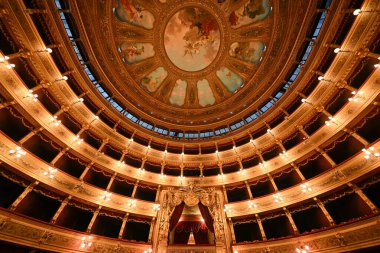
198,203 -> 214,233
193,229 -> 209,244
169,202 -> 185,232
174,221 -> 209,244
175,221 -> 208,233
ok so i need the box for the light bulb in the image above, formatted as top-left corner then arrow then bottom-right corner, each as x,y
353,9 -> 361,15
333,48 -> 341,53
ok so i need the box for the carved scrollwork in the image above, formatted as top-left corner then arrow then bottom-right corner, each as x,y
158,182 -> 226,244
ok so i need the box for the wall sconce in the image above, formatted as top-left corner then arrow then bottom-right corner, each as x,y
0,56 -> 10,62
101,191 -> 112,202
238,168 -> 246,176
259,162 -> 266,170
153,204 -> 160,211
301,98 -> 313,105
300,182 -> 312,193
279,150 -> 289,158
23,90 -> 39,102
128,199 -> 136,208
178,175 -> 185,184
0,56 -> 15,69
51,115 -> 61,126
36,48 -> 53,54
90,115 -> 99,124
362,147 -> 379,159
333,47 -> 351,54
273,193 -> 284,203
296,244 -> 310,253
353,9 -> 380,15
59,75 -> 68,81
117,160 -> 125,167
73,135 -> 83,145
72,97 -> 84,105
9,146 -> 26,158
138,168 -> 145,175
80,236 -> 92,248
248,201 -> 257,209
325,116 -> 337,126
348,91 -> 364,102
43,166 -> 57,179
224,204 -> 232,213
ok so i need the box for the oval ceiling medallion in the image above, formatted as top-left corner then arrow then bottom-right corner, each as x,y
164,7 -> 221,72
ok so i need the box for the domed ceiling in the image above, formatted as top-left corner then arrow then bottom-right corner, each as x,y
113,0 -> 270,107
78,0 -> 310,135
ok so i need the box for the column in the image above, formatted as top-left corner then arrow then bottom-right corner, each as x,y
50,196 -> 72,224
9,181 -> 39,211
314,197 -> 335,225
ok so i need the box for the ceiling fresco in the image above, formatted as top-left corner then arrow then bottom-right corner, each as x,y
164,7 -> 221,72
113,0 -> 271,109
114,0 -> 155,29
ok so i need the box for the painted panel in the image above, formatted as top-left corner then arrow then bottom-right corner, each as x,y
141,67 -> 168,92
229,0 -> 271,28
164,7 -> 220,72
114,0 -> 155,29
118,43 -> 155,64
216,67 -> 244,93
229,41 -> 265,64
197,79 -> 216,107
170,80 -> 187,106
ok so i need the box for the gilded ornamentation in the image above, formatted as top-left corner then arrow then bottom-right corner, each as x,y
157,182 -> 226,245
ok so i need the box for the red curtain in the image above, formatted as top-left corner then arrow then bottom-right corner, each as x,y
198,203 -> 214,233
174,221 -> 209,244
169,202 -> 185,232
194,229 -> 209,244
175,221 -> 208,233
174,229 -> 191,244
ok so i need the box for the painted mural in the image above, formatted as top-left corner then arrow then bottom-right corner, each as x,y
229,0 -> 270,28
118,42 -> 154,64
170,80 -> 187,106
114,0 -> 155,29
197,79 -> 215,107
164,7 -> 221,72
229,41 -> 265,64
216,67 -> 244,93
141,67 -> 168,92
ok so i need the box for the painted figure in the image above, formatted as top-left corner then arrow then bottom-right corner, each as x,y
119,43 -> 154,64
229,41 -> 265,64
114,0 -> 155,29
229,0 -> 270,28
216,67 -> 244,93
141,67 -> 168,92
164,7 -> 221,72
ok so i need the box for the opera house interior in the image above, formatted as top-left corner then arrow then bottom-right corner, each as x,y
0,0 -> 380,252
